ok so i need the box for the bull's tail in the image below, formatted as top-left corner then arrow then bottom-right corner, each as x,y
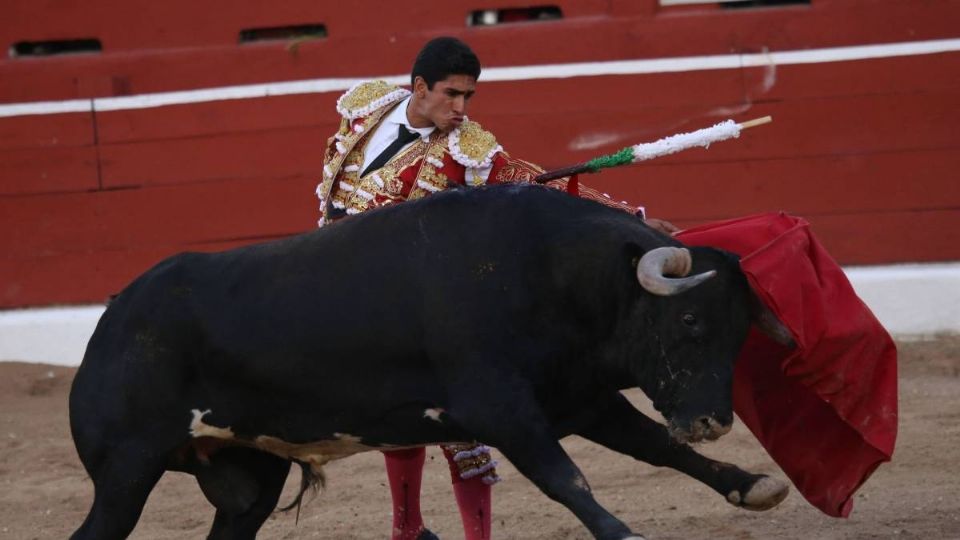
278,459 -> 326,521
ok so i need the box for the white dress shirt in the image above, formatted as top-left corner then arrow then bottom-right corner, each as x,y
360,96 -> 494,183
361,96 -> 434,173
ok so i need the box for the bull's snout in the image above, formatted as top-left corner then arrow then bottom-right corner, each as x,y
668,415 -> 732,444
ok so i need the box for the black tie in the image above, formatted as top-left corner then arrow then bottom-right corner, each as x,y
361,124 -> 420,177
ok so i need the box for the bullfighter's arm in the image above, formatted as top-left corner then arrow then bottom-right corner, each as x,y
574,392 -> 788,511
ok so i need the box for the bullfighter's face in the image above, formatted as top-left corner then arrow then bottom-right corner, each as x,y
409,74 -> 476,133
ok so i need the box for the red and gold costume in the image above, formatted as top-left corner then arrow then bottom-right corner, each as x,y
315,80 -> 635,227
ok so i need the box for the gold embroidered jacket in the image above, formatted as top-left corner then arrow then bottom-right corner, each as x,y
315,80 -> 636,226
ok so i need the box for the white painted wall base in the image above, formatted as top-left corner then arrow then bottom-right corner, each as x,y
2,262 -> 958,367
843,263 -> 960,336
0,305 -> 105,366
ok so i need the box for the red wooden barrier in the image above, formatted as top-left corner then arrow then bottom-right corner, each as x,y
1,0 -> 958,307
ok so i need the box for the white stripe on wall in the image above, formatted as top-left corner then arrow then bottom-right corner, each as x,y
0,99 -> 93,117
1,37 -> 958,118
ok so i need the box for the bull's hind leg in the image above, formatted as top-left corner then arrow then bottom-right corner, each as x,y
576,392 -> 788,511
196,447 -> 292,540
70,442 -> 168,540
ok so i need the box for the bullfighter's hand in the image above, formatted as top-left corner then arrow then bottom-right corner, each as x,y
644,217 -> 680,236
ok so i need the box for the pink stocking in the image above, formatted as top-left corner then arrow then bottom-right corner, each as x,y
384,448 -> 427,540
443,447 -> 493,540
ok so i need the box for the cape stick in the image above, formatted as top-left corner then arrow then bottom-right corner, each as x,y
534,116 -> 772,183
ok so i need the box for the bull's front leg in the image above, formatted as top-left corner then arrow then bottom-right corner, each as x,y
451,383 -> 645,540
575,392 -> 788,511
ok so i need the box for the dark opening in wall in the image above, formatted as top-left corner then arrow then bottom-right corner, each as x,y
467,6 -> 562,26
239,24 -> 327,43
9,38 -> 102,58
720,0 -> 809,8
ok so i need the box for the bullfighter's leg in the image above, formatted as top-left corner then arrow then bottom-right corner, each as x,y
449,381 -> 644,540
384,447 -> 435,540
575,392 -> 788,511
450,475 -> 492,540
69,441 -> 167,540
442,444 -> 495,540
200,447 -> 291,540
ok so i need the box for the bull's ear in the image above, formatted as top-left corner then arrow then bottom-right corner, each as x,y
748,291 -> 795,348
625,242 -> 644,270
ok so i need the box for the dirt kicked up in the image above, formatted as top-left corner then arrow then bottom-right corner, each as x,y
1,336 -> 958,540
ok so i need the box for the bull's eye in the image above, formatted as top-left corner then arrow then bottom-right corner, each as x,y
681,312 -> 697,327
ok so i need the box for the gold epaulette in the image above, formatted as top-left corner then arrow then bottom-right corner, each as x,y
449,120 -> 503,169
335,80 -> 411,120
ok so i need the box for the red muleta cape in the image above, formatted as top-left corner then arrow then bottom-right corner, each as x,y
677,212 -> 898,517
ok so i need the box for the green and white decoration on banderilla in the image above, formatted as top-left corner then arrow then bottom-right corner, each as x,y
535,116 -> 771,183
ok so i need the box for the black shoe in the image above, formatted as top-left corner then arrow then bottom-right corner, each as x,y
416,528 -> 440,540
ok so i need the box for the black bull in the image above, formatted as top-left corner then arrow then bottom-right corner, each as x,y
69,184 -> 789,540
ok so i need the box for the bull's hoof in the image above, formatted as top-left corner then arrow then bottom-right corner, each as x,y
726,475 -> 789,511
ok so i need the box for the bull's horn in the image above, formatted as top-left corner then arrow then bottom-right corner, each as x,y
750,293 -> 796,348
636,247 -> 716,296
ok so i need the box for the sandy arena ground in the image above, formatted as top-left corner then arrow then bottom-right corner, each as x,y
1,336 -> 958,539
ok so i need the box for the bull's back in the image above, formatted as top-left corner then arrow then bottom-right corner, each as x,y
69,185 -> 645,444
72,184 -> 638,382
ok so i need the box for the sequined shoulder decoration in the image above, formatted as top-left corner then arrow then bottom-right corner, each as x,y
336,80 -> 411,120
449,119 -> 503,169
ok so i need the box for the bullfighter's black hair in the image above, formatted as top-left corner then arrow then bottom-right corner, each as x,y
410,37 -> 481,89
